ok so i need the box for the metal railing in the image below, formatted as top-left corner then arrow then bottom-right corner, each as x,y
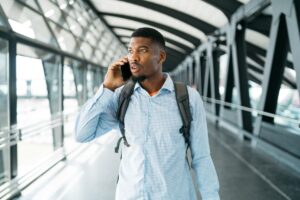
0,110 -> 81,199
202,96 -> 300,127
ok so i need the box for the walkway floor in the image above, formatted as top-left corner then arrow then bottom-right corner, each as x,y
18,122 -> 300,200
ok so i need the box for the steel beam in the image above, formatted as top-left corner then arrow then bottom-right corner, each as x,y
119,0 -> 216,34
101,12 -> 200,46
231,21 -> 253,133
286,0 -> 300,97
254,15 -> 288,134
8,38 -> 17,179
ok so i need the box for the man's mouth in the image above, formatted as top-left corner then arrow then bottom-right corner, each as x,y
130,63 -> 140,73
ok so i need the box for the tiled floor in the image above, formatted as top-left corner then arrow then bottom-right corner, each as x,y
18,122 -> 300,200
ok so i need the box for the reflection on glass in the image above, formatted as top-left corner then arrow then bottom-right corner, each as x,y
87,69 -> 94,98
0,38 -> 8,185
219,54 -> 228,98
38,0 -> 68,29
65,15 -> 83,38
18,0 -> 39,10
275,83 -> 300,131
49,21 -> 77,53
0,39 -> 8,128
249,80 -> 262,111
63,60 -> 79,154
16,55 -> 50,125
1,1 -> 58,47
16,54 -> 54,176
63,62 -> 78,112
72,61 -> 86,106
80,42 -> 93,60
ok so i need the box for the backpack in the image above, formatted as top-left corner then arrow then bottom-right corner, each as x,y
114,79 -> 193,158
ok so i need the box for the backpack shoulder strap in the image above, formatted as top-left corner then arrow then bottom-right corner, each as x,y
115,79 -> 135,153
117,79 -> 135,122
174,82 -> 193,146
174,82 -> 193,169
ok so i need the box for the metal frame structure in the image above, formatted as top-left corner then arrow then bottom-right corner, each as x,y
171,0 -> 300,171
0,0 -> 124,198
0,0 -> 299,198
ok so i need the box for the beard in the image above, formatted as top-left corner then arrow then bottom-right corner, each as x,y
132,75 -> 147,83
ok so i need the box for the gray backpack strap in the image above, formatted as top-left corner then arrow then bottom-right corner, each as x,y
174,82 -> 193,150
115,79 -> 136,153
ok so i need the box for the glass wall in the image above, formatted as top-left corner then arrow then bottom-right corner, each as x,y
0,0 -> 124,196
0,0 -> 126,67
275,83 -> 300,130
0,1 -> 59,47
16,44 -> 62,176
0,38 -> 9,184
63,58 -> 79,153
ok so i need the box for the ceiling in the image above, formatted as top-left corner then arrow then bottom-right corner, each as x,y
86,0 -> 296,88
86,0 -> 241,70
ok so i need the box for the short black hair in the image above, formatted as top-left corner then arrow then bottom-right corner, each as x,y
131,27 -> 165,49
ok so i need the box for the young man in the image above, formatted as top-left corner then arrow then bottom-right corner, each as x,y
75,27 -> 220,200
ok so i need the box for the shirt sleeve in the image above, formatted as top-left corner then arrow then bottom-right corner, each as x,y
74,84 -> 120,143
188,88 -> 220,200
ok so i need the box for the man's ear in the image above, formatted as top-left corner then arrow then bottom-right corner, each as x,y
158,50 -> 166,64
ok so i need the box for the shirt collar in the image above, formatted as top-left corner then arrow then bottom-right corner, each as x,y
133,73 -> 174,93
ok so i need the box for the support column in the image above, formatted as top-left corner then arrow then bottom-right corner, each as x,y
254,0 -> 296,135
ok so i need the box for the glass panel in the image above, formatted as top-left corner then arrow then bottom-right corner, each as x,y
275,84 -> 300,130
86,68 -> 94,98
63,58 -> 79,154
104,16 -> 195,48
55,0 -> 68,10
148,0 -> 228,27
37,0 -> 68,29
95,49 -> 103,63
0,1 -> 58,47
249,80 -> 262,111
63,60 -> 78,113
99,0 -> 207,41
0,3 -> 9,28
77,15 -> 88,27
0,39 -> 8,128
99,41 -> 106,53
0,38 -> 9,185
49,21 -> 77,53
65,15 -> 83,38
64,7 -> 77,19
90,24 -> 100,40
18,0 -> 39,10
73,61 -> 86,106
16,44 -> 57,176
80,42 -> 93,59
86,31 -> 97,47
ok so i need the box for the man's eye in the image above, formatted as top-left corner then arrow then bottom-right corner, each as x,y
128,50 -> 132,54
139,49 -> 147,53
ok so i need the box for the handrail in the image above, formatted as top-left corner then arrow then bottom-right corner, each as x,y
0,109 -> 81,199
0,110 -> 79,149
201,96 -> 300,126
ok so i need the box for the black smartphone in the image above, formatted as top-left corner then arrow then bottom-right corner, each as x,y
120,62 -> 132,81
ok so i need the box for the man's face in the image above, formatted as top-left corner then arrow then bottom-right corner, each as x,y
127,37 -> 165,82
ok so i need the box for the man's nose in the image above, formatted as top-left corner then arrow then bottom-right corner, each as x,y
128,52 -> 139,62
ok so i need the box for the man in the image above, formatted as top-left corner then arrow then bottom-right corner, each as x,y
75,27 -> 220,200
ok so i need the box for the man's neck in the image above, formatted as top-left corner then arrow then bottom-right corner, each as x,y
140,73 -> 166,94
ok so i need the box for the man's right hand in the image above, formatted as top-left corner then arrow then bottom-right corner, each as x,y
103,56 -> 128,91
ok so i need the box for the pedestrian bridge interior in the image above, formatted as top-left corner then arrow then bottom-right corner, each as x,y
0,0 -> 299,199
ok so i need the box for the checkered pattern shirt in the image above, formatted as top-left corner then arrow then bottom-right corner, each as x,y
75,74 -> 220,200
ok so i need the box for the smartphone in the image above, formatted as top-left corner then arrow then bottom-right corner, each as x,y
120,62 -> 132,81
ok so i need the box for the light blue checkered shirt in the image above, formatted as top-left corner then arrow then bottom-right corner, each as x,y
75,74 -> 220,200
